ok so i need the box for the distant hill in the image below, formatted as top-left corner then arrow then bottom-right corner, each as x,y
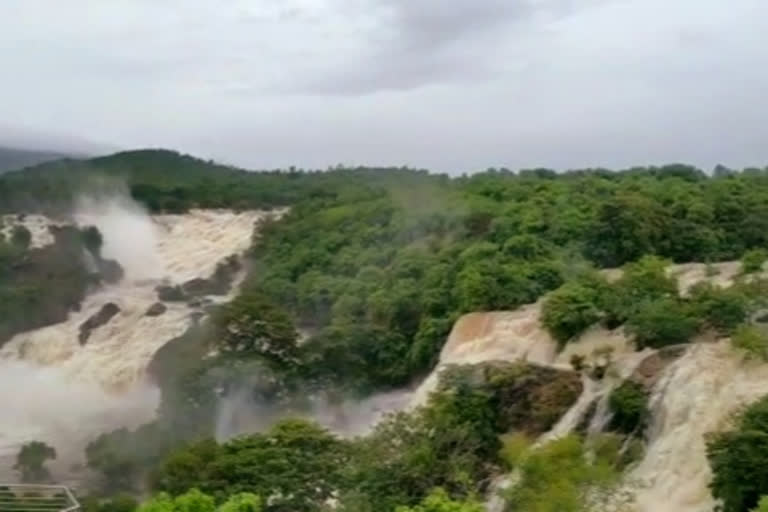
0,146 -> 79,173
0,148 -> 328,213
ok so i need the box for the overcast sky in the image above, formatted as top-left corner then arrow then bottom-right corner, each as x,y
1,0 -> 767,173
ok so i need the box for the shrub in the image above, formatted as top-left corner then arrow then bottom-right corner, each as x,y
14,441 -> 56,483
218,494 -> 261,512
600,255 -> 678,327
542,282 -> 602,346
689,283 -> 749,333
591,433 -> 644,470
742,249 -> 768,274
731,325 -> 768,361
608,381 -> 649,434
753,496 -> 768,512
708,395 -> 768,512
10,225 -> 31,249
154,419 -> 348,512
137,489 -> 215,512
395,488 -> 483,512
625,298 -> 700,348
502,435 -> 617,511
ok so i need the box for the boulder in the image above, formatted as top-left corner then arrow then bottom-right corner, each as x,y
97,259 -> 124,284
630,344 -> 687,390
156,285 -> 186,302
181,278 -> 219,296
145,302 -> 168,317
79,303 -> 121,345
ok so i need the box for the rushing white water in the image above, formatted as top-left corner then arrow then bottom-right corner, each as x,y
0,198 -> 277,485
410,305 -> 559,408
468,263 -> 768,512
1,213 -> 61,248
618,341 -> 768,512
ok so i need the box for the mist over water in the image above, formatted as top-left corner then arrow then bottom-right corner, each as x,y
74,196 -> 163,280
0,360 -> 158,485
214,387 -> 414,441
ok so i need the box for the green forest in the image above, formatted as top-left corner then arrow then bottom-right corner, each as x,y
4,151 -> 768,511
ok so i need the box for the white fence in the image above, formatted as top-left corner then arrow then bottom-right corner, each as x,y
0,484 -> 80,511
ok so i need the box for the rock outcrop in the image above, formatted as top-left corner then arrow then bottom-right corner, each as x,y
145,302 -> 167,317
439,361 -> 583,435
78,303 -> 121,345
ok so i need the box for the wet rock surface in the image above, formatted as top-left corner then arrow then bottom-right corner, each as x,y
145,302 -> 168,317
79,302 -> 121,345
630,345 -> 687,390
156,285 -> 186,302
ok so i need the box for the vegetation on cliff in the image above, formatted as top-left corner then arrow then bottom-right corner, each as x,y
6,151 -> 768,510
0,222 -> 117,345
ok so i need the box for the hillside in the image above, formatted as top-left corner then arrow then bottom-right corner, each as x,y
0,148 -> 426,213
0,146 -> 77,174
4,151 -> 768,511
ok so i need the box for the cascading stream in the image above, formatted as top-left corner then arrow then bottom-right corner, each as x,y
619,341 -> 768,512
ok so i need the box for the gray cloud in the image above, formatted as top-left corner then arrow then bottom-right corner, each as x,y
296,0 -> 565,94
1,0 -> 767,172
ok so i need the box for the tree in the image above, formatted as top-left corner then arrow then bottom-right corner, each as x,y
502,435 -> 617,512
541,282 -> 602,346
14,441 -> 56,483
601,255 -> 677,327
213,288 -> 298,365
138,489 -> 258,512
732,326 -> 768,361
395,489 -> 483,512
584,194 -> 667,267
752,496 -> 768,512
742,249 -> 768,274
608,381 -> 649,434
688,283 -> 748,333
154,419 -> 348,512
218,494 -> 261,512
625,298 -> 700,348
138,490 -> 215,512
708,395 -> 768,512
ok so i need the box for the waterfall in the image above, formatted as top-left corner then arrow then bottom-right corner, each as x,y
619,341 -> 768,512
0,200 -> 278,486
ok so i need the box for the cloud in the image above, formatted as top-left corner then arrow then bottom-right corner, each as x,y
294,0 -> 575,95
0,0 -> 767,172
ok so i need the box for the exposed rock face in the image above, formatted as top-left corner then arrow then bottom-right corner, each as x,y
156,285 -> 186,302
155,256 -> 242,303
181,278 -> 217,296
78,303 -> 121,345
145,302 -> 167,317
630,345 -> 687,391
181,256 -> 242,297
439,361 -> 583,435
